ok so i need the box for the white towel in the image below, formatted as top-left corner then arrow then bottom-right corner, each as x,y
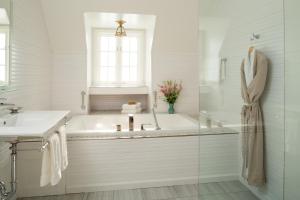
40,134 -> 62,187
122,103 -> 141,110
40,142 -> 51,187
58,126 -> 68,171
121,107 -> 142,114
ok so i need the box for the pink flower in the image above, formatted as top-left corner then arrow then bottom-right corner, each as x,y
158,80 -> 183,104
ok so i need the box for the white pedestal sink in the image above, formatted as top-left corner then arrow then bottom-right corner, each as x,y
0,110 -> 70,199
0,110 -> 70,142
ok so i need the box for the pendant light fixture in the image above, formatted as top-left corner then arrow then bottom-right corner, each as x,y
115,20 -> 127,37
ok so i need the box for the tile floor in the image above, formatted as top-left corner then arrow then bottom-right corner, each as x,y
18,181 -> 259,200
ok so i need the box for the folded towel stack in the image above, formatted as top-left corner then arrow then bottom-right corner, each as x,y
121,102 -> 142,114
40,125 -> 68,187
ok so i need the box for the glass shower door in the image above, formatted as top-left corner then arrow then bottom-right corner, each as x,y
284,0 -> 300,199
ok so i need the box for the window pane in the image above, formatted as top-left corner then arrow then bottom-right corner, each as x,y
122,52 -> 130,66
108,37 -> 116,51
100,52 -> 109,66
108,67 -> 115,81
130,67 -> 137,81
100,67 -> 109,81
100,67 -> 115,82
122,37 -> 130,52
100,37 -> 109,50
0,50 -> 6,65
130,53 -> 137,66
0,65 -> 6,82
130,37 -> 138,52
93,30 -> 143,86
0,33 -> 6,49
122,37 -> 138,52
122,66 -> 130,81
100,36 -> 116,51
108,52 -> 116,66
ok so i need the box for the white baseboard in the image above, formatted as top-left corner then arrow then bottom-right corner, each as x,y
199,174 -> 239,183
67,174 -> 239,194
67,176 -> 199,193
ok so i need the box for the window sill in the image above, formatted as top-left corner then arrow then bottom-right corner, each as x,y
89,86 -> 149,95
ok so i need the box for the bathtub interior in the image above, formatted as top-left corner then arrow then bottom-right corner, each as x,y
67,113 -> 198,133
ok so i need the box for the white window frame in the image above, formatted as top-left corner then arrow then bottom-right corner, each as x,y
0,25 -> 9,87
92,29 -> 145,87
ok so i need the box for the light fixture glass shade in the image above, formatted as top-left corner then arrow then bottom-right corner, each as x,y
115,20 -> 127,37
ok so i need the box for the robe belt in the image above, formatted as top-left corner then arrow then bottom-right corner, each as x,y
243,102 -> 258,107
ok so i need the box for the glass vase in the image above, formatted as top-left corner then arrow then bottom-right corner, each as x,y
168,103 -> 175,114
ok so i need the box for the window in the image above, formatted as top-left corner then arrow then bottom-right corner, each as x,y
92,29 -> 145,87
0,26 -> 9,86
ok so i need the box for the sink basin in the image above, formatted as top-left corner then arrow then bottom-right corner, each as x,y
0,111 -> 70,142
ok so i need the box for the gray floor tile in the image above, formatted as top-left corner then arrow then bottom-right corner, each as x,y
83,191 -> 114,200
199,193 -> 232,200
113,189 -> 143,200
199,183 -> 225,195
228,192 -> 259,200
83,192 -> 106,200
206,183 -> 226,194
173,184 -> 198,197
17,181 -> 257,200
218,181 -> 249,193
176,197 -> 199,200
142,186 -> 177,200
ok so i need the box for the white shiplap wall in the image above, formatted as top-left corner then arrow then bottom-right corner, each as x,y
0,0 -> 52,192
51,53 -> 87,114
199,134 -> 239,182
199,0 -> 284,200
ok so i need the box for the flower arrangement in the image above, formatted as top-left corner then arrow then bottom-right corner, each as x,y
159,80 -> 182,114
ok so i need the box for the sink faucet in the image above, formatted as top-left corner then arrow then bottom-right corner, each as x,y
129,114 -> 134,131
152,108 -> 161,130
152,91 -> 161,130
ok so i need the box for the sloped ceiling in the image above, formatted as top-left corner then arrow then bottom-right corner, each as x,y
40,0 -> 199,54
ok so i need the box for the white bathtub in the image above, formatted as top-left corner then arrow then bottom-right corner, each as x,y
16,113 -> 239,197
66,113 -> 198,138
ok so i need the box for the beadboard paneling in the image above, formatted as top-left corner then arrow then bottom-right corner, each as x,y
89,94 -> 148,112
51,53 -> 87,114
5,0 -> 52,109
16,133 -> 240,197
0,0 -> 52,193
199,134 -> 239,182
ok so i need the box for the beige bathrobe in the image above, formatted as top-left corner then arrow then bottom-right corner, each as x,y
241,50 -> 268,186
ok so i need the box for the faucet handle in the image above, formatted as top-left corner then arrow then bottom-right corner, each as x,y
8,107 -> 23,114
141,123 -> 152,131
0,98 -> 7,104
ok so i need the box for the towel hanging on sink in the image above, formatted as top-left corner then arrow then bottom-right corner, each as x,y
40,133 -> 62,187
40,125 -> 68,187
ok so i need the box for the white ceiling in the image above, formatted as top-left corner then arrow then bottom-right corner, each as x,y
84,12 -> 156,30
